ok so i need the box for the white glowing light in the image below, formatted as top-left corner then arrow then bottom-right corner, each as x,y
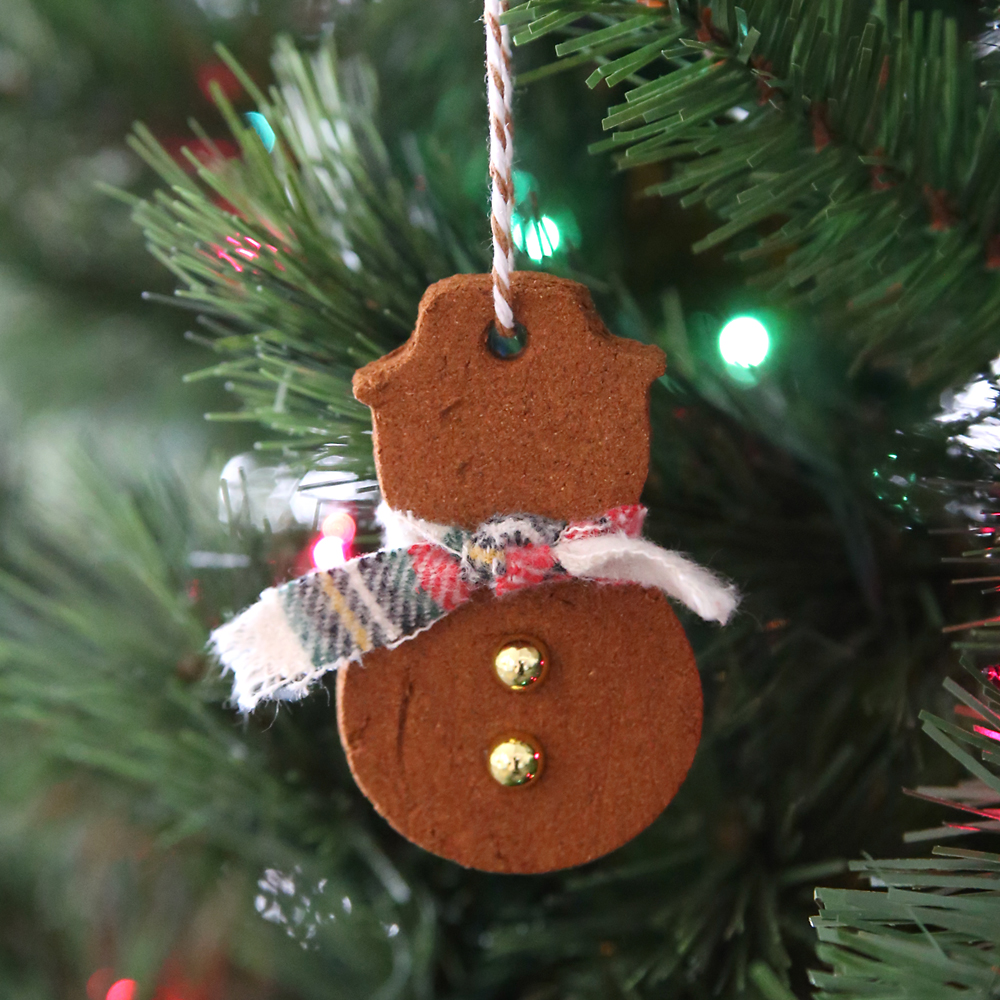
218,454 -> 375,530
936,356 -> 1000,455
312,535 -> 346,571
719,316 -> 770,368
937,377 -> 998,424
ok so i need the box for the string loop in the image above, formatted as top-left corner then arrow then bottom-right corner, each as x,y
484,0 -> 515,337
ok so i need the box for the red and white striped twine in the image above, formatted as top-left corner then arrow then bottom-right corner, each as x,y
484,0 -> 515,337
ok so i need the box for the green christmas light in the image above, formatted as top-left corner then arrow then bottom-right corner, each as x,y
512,169 -> 538,201
512,216 -> 561,263
718,316 -> 770,368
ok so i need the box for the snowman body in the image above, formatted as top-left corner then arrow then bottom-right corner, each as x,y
339,272 -> 702,873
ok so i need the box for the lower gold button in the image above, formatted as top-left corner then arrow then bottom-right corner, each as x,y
489,737 -> 543,787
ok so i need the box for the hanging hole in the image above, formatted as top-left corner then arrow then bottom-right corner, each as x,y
487,322 -> 528,359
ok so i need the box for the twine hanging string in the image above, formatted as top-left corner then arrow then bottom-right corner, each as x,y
485,0 -> 516,338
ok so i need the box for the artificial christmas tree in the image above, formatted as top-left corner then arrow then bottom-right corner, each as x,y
1,0 -> 1000,997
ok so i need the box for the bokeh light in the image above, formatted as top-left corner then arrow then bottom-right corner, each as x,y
312,507 -> 356,569
718,316 -> 770,368
86,970 -> 115,1000
106,981 -> 137,1000
312,534 -> 347,571
321,510 -> 356,543
512,169 -> 538,202
512,216 -> 561,263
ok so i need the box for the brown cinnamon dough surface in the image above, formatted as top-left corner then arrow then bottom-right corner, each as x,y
342,272 -> 701,873
353,272 -> 665,529
337,581 -> 701,874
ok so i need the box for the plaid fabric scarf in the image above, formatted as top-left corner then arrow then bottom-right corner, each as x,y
211,504 -> 738,713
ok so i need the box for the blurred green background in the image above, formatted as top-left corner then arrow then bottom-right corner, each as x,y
3,1 -> 1000,998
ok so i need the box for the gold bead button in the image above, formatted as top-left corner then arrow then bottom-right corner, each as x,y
489,737 -> 543,787
493,639 -> 548,691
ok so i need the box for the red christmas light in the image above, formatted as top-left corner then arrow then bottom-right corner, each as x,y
160,137 -> 239,173
751,57 -> 777,105
87,969 -> 115,1000
209,233 -> 285,273
196,61 -> 243,102
870,147 -> 894,192
986,235 -> 1000,271
811,102 -> 831,152
106,981 -> 137,1000
695,8 -> 725,44
924,184 -> 955,232
307,509 -> 357,572
90,955 -> 223,1000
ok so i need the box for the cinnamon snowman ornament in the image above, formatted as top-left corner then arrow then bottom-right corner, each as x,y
211,0 -> 735,875
212,272 -> 738,874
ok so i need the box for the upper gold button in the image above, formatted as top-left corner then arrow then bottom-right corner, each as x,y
493,639 -> 548,690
